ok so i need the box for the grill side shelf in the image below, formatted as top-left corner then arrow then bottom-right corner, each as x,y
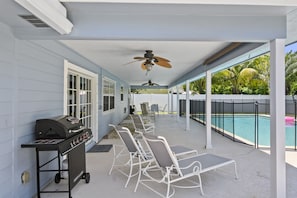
21,139 -> 64,151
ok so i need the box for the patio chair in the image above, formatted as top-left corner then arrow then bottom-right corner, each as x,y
141,102 -> 155,121
129,114 -> 197,157
130,114 -> 155,135
160,104 -> 167,114
151,104 -> 159,115
136,134 -> 239,197
108,124 -> 198,190
108,124 -> 154,188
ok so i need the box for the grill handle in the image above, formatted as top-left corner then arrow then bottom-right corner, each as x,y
69,126 -> 86,133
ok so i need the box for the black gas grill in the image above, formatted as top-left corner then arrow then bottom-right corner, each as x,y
21,115 -> 93,198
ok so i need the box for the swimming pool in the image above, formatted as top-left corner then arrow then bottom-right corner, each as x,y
205,115 -> 296,147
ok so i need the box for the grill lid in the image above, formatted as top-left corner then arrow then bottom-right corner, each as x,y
35,115 -> 85,139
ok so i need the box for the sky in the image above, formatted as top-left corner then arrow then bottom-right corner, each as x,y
285,42 -> 297,53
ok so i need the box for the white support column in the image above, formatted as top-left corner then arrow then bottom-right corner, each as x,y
167,90 -> 170,114
176,85 -> 180,121
270,39 -> 286,198
171,88 -> 174,115
206,70 -> 212,149
186,80 -> 190,131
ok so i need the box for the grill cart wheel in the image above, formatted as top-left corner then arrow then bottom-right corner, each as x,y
55,173 -> 61,183
83,172 -> 90,183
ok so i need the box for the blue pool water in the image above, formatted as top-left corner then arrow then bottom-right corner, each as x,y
210,115 -> 297,147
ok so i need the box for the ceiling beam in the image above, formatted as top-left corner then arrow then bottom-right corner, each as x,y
60,0 -> 297,6
203,42 -> 241,65
169,42 -> 264,87
15,0 -> 73,34
13,15 -> 286,41
130,85 -> 168,89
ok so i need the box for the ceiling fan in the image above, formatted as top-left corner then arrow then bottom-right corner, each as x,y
133,50 -> 172,71
141,80 -> 159,86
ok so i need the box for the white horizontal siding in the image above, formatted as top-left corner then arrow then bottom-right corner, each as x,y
0,23 -> 67,197
18,78 -> 63,92
0,75 -> 14,89
0,22 -> 14,198
14,39 -> 65,198
0,89 -> 13,102
0,166 -> 13,197
0,127 -> 13,143
0,152 -> 12,170
0,59 -> 14,76
0,21 -> 129,197
0,102 -> 12,116
18,67 -> 62,84
17,54 -> 63,77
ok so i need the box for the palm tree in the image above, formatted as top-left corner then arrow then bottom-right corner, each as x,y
190,78 -> 206,94
221,55 -> 269,94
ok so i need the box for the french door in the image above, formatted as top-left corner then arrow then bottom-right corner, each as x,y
64,60 -> 98,142
67,73 -> 92,128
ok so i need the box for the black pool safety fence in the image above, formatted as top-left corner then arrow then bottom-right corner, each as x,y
179,99 -> 297,150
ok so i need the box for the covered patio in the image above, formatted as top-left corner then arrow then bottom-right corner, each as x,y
44,115 -> 297,198
0,1 -> 297,197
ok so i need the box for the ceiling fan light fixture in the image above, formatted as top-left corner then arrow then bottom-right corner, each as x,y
145,63 -> 154,71
131,50 -> 172,72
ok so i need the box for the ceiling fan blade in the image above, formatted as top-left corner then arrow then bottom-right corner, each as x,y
134,56 -> 146,60
154,59 -> 172,68
123,60 -> 141,65
154,56 -> 170,62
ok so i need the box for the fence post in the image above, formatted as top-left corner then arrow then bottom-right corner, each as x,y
223,101 -> 225,136
214,101 -> 217,131
255,101 -> 259,149
293,98 -> 296,151
232,100 -> 235,141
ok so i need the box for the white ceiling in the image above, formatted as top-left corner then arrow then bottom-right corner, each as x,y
1,0 -> 297,87
60,40 -> 227,86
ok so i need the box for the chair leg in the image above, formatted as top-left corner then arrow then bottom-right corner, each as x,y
197,173 -> 204,196
166,181 -> 171,198
234,161 -> 239,179
125,153 -> 134,188
108,145 -> 117,175
166,170 -> 172,198
134,155 -> 142,192
109,145 -> 126,175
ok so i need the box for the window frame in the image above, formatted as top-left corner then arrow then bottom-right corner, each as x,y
102,77 -> 116,112
64,60 -> 99,142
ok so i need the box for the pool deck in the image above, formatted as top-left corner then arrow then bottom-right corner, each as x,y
42,115 -> 297,198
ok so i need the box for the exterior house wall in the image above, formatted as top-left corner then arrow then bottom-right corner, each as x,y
0,22 -> 17,198
0,22 -> 129,198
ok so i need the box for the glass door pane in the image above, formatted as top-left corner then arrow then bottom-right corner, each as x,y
67,73 -> 92,129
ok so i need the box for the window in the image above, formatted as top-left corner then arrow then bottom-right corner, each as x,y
103,78 -> 115,111
120,86 -> 124,101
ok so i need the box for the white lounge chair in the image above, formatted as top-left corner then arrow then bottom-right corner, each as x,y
108,124 -> 153,188
136,134 -> 239,197
141,102 -> 155,121
130,114 -> 155,135
108,124 -> 198,191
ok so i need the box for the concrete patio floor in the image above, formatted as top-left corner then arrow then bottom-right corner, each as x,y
43,115 -> 297,198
